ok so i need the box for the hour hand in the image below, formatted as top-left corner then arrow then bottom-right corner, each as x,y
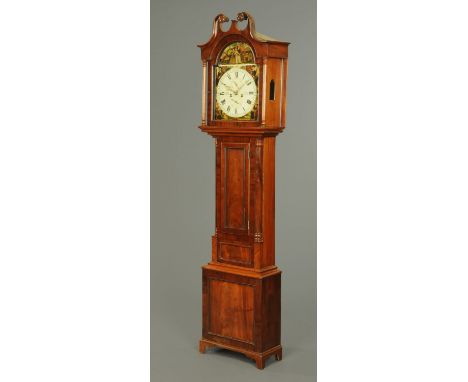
221,82 -> 236,93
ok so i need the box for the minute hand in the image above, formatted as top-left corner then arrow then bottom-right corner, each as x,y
237,79 -> 251,91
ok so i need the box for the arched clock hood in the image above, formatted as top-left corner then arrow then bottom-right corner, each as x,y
198,12 -> 289,135
198,12 -> 289,61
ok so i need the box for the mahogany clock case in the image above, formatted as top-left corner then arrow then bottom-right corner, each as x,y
151,1 -> 316,380
197,12 -> 288,369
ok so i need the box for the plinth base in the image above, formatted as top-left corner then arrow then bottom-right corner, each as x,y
199,338 -> 282,370
201,265 -> 281,369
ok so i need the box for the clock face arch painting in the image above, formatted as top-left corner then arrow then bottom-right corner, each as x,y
214,42 -> 259,121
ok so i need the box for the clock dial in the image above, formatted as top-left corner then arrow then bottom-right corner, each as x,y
213,42 -> 259,121
215,67 -> 258,119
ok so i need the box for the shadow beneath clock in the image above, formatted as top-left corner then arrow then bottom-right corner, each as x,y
202,346 -> 299,368
203,347 -> 256,366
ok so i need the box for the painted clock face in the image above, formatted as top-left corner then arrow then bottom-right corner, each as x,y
213,41 -> 259,121
215,68 -> 258,118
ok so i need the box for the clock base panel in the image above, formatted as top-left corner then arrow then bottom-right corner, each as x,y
201,265 -> 281,369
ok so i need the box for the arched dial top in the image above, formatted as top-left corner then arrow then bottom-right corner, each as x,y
214,42 -> 259,121
218,41 -> 255,64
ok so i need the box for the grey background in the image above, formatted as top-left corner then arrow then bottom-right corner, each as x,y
151,1 -> 316,381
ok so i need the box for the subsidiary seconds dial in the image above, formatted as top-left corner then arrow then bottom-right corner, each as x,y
216,67 -> 257,118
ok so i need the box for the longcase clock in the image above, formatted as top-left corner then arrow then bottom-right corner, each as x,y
197,12 -> 289,370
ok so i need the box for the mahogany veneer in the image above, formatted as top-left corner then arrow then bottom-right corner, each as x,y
197,12 -> 289,369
